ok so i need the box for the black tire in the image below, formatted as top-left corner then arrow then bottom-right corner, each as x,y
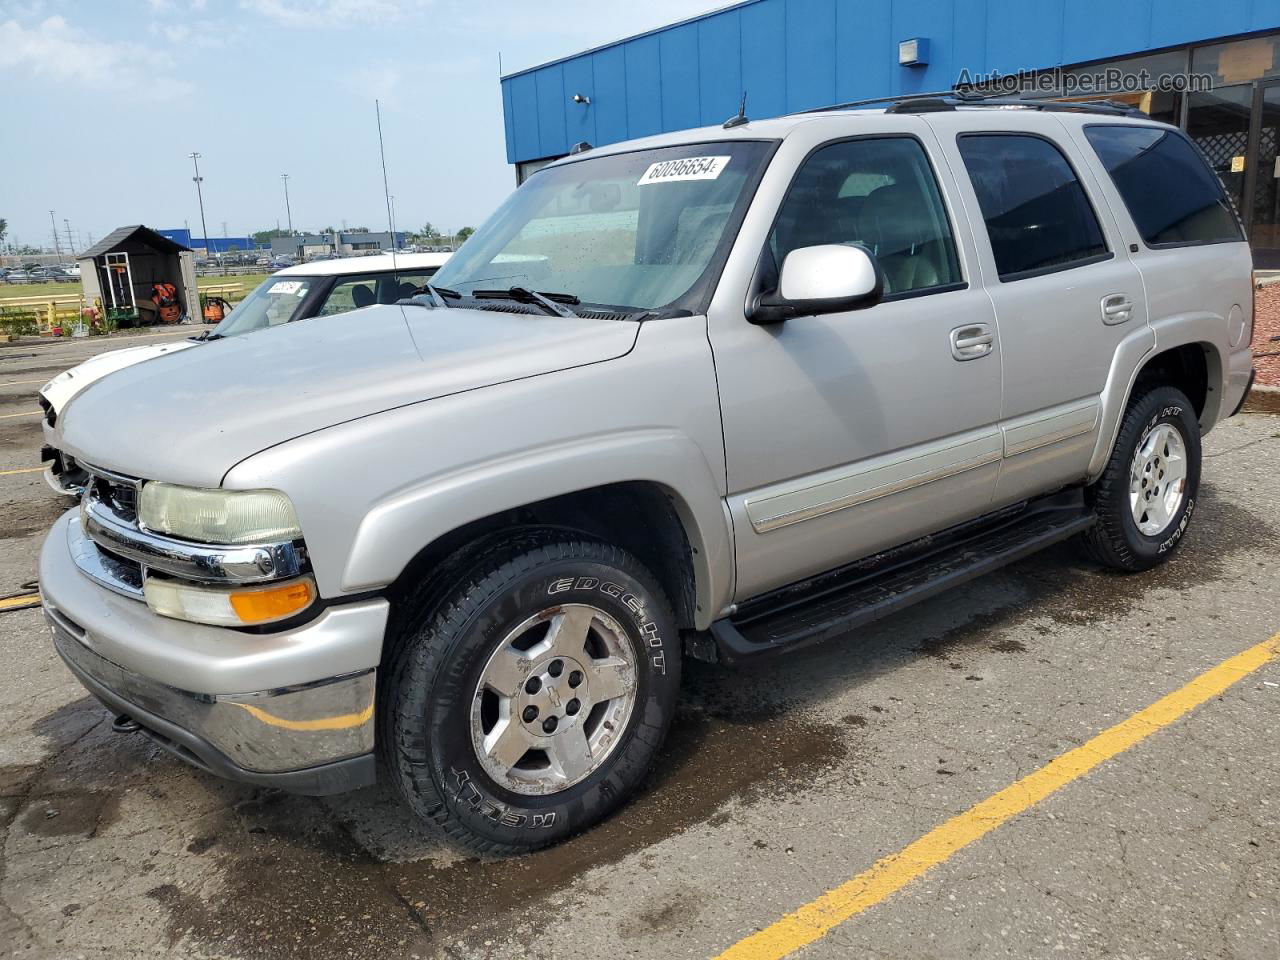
1082,385 -> 1201,572
380,532 -> 681,855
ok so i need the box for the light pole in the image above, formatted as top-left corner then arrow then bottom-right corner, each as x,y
190,152 -> 218,274
49,210 -> 61,258
281,174 -> 293,235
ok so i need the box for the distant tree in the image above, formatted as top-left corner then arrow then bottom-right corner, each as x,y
457,226 -> 475,241
227,244 -> 240,254
419,221 -> 436,239
0,218 -> 7,245
252,228 -> 291,242
346,226 -> 371,233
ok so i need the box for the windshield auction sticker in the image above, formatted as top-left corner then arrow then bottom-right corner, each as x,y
637,155 -> 730,185
268,281 -> 303,296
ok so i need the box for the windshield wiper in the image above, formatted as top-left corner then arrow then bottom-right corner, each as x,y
472,286 -> 580,318
427,283 -> 460,307
399,283 -> 461,310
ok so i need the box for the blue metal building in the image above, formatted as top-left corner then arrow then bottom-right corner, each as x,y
156,229 -> 262,255
499,0 -> 1280,260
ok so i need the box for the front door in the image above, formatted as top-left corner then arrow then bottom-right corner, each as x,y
710,127 -> 1002,602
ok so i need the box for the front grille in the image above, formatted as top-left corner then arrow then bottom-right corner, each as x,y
89,472 -> 138,522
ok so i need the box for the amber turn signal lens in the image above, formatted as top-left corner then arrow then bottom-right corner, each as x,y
229,580 -> 315,624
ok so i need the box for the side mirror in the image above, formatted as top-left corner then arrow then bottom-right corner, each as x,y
748,243 -> 884,324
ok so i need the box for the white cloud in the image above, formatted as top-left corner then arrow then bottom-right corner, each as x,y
0,15 -> 192,98
239,0 -> 431,28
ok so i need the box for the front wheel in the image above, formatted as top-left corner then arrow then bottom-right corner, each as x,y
381,535 -> 681,854
1082,385 -> 1202,572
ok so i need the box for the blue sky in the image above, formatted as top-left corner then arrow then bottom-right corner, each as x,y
0,0 -> 706,250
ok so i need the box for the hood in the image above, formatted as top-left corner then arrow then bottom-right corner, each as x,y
57,304 -> 639,486
40,340 -> 199,412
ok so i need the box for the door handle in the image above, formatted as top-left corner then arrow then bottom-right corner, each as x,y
950,324 -> 994,361
1101,294 -> 1133,325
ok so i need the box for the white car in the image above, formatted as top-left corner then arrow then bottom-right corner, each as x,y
41,251 -> 451,494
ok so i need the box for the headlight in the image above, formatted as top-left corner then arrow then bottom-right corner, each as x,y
138,483 -> 302,544
144,576 -> 316,626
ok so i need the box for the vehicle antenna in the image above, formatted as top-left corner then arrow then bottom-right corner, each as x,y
375,99 -> 398,280
723,90 -> 749,128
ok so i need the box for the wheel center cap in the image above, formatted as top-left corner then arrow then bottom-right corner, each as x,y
519,655 -> 587,735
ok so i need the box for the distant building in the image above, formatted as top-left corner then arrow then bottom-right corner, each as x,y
157,228 -> 261,255
268,231 -> 407,259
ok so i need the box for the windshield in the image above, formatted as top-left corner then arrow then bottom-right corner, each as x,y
210,275 -> 317,337
431,141 -> 774,313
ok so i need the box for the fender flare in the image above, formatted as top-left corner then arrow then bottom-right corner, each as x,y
1087,316 -> 1225,480
341,429 -> 734,630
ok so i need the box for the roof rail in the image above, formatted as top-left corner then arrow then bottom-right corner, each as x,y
796,89 -> 1147,119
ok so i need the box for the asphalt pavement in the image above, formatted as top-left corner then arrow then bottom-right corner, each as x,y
0,332 -> 1276,960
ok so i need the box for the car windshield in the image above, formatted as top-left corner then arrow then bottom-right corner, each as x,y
210,275 -> 318,337
430,141 -> 774,313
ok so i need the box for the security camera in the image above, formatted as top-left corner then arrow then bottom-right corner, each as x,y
572,93 -> 591,105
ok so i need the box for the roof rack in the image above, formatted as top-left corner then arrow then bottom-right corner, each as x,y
796,89 -> 1146,119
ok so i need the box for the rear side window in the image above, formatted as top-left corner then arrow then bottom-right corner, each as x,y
957,134 -> 1109,281
1083,125 -> 1244,247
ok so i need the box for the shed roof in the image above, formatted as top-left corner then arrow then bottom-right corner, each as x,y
79,225 -> 190,260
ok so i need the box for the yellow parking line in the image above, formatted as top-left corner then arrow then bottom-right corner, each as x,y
0,466 -> 43,476
714,633 -> 1280,960
0,594 -> 41,611
0,410 -> 40,419
0,378 -> 47,385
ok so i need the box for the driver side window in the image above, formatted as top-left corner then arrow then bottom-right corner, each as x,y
770,137 -> 962,297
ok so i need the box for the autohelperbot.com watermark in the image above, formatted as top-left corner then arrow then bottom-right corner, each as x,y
956,66 -> 1214,97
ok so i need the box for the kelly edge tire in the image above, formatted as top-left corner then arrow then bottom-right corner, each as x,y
1082,384 -> 1202,573
382,536 -> 681,855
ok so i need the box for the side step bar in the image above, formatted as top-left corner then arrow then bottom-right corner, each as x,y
711,493 -> 1096,664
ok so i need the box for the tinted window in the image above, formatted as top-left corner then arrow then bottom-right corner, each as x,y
770,137 -> 961,296
957,134 -> 1109,280
1084,125 -> 1243,246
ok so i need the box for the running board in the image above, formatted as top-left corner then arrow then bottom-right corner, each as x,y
711,494 -> 1095,664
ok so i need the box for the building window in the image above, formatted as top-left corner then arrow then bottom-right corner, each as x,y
957,134 -> 1109,281
1192,34 -> 1280,86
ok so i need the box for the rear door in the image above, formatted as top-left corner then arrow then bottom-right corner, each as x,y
927,111 -> 1150,506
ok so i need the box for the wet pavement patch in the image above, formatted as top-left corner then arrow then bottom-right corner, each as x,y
388,702 -> 850,939
18,789 -> 120,839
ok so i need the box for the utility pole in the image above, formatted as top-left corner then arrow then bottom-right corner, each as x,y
189,152 -> 221,275
281,174 -> 293,234
49,210 -> 61,258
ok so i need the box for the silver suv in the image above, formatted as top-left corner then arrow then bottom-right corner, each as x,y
40,95 -> 1255,853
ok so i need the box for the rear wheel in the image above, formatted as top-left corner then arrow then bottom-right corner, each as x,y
381,534 -> 680,854
1082,385 -> 1201,572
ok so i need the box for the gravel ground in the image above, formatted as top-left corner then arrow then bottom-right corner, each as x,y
1251,279 -> 1280,386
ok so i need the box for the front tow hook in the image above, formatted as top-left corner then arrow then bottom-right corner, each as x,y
112,714 -> 141,734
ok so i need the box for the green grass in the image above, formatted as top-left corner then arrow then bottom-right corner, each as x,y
0,274 -> 270,305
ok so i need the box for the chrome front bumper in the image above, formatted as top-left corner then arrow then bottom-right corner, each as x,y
40,510 -> 388,794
